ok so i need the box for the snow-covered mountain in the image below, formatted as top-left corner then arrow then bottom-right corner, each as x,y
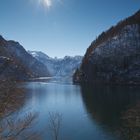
28,51 -> 83,77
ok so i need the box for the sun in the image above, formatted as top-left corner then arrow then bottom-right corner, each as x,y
35,0 -> 63,10
38,0 -> 52,8
43,0 -> 52,8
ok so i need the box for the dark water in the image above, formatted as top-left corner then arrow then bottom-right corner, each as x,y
16,78 -> 140,140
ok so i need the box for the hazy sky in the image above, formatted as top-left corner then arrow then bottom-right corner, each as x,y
0,0 -> 140,57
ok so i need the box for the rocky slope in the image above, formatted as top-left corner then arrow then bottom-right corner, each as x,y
28,51 -> 82,77
73,10 -> 140,85
0,36 -> 50,81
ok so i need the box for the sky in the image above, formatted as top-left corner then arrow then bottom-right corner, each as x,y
0,0 -> 140,58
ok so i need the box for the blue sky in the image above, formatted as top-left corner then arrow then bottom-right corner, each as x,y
0,0 -> 140,58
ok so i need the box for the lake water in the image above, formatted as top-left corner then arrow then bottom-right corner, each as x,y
15,78 -> 140,140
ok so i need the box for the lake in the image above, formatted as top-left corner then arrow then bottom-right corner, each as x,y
10,78 -> 140,140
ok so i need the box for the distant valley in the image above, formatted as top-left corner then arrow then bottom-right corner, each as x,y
28,51 -> 82,77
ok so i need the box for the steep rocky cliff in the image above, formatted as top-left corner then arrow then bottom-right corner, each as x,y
73,10 -> 140,85
0,36 -> 50,81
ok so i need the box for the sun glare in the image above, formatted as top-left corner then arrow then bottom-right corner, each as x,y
43,0 -> 52,7
36,0 -> 63,9
38,0 -> 52,8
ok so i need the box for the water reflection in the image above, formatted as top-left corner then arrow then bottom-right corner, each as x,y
80,84 -> 140,139
2,79 -> 140,140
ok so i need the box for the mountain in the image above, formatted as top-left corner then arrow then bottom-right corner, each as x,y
0,36 -> 50,81
73,10 -> 140,85
28,51 -> 83,77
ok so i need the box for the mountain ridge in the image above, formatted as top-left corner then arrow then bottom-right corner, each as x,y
0,35 -> 50,81
73,10 -> 140,85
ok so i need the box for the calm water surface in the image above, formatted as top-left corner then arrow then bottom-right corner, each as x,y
17,78 -> 140,140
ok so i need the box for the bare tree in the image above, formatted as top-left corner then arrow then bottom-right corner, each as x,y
48,112 -> 62,140
0,113 -> 40,140
0,81 -> 63,140
0,81 -> 40,140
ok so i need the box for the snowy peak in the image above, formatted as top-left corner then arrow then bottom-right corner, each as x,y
28,51 -> 83,77
28,51 -> 50,59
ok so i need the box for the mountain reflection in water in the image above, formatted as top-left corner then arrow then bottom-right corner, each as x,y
80,84 -> 140,140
